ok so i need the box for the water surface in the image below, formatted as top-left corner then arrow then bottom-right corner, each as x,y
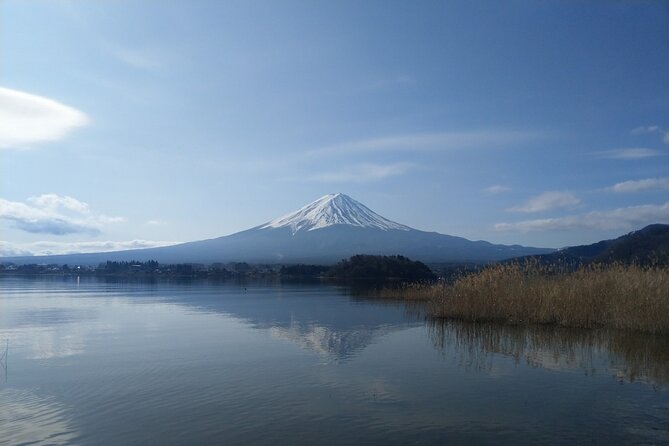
0,277 -> 667,445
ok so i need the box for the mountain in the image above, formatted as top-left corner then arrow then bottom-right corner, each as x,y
521,224 -> 669,266
260,192 -> 411,233
2,193 -> 552,265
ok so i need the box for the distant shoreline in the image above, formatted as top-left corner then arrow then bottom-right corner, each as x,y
0,255 -> 439,282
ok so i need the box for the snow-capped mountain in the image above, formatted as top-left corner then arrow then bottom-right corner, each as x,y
260,193 -> 410,233
2,193 -> 553,265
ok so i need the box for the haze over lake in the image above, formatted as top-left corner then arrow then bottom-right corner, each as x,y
1,278 -> 666,445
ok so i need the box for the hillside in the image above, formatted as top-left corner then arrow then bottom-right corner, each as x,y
522,224 -> 669,266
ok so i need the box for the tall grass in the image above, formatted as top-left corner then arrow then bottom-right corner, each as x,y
379,262 -> 669,334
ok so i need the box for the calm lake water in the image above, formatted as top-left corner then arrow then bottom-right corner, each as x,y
1,277 -> 667,445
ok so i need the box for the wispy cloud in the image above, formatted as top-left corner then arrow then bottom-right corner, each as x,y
495,202 -> 669,232
606,177 -> 669,193
146,219 -> 167,226
508,191 -> 580,213
483,185 -> 511,195
595,148 -> 665,160
630,125 -> 660,135
0,194 -> 124,235
0,87 -> 88,149
110,46 -> 164,70
629,124 -> 669,146
308,130 -> 539,157
0,239 -> 180,257
305,162 -> 415,183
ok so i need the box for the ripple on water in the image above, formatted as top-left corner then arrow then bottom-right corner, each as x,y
0,388 -> 78,446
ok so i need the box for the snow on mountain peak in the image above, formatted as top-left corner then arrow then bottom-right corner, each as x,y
260,193 -> 412,234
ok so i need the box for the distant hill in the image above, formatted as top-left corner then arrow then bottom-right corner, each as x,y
1,193 -> 552,266
325,255 -> 436,281
522,224 -> 669,266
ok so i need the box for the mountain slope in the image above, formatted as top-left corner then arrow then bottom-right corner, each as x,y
1,193 -> 553,265
523,224 -> 669,266
261,193 -> 410,233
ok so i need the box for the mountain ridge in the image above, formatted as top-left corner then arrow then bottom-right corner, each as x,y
518,224 -> 669,266
1,193 -> 553,265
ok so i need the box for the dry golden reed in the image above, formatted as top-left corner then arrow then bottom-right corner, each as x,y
378,262 -> 669,334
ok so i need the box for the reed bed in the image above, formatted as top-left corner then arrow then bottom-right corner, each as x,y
379,262 -> 669,334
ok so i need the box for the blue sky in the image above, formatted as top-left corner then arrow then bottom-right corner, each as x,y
1,0 -> 667,255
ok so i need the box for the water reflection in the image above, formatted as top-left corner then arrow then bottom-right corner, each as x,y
268,322 -> 397,361
0,388 -> 78,445
0,340 -> 7,384
142,282 -> 418,360
0,278 -> 667,445
429,320 -> 669,387
0,277 -> 417,363
1,301 -> 101,361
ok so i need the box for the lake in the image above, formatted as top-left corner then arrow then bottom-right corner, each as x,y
1,277 -> 667,445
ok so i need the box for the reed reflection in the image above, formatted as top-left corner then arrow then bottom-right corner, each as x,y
429,320 -> 669,387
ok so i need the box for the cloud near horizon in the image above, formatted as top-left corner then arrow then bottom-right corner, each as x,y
0,87 -> 89,149
0,239 -> 180,257
606,177 -> 669,193
508,191 -> 581,213
494,202 -> 669,232
0,194 -> 124,235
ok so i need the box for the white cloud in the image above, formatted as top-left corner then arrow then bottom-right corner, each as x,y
305,162 -> 415,183
146,219 -> 166,226
27,193 -> 90,214
494,202 -> 669,232
0,239 -> 180,257
630,125 -> 660,135
606,177 -> 669,193
0,242 -> 33,257
508,191 -> 580,213
664,131 -> 669,146
0,194 -> 124,235
0,87 -> 88,149
308,130 -> 539,157
595,148 -> 664,159
483,185 -> 511,195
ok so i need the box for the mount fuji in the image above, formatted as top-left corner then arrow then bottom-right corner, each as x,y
260,193 -> 411,233
3,193 -> 552,265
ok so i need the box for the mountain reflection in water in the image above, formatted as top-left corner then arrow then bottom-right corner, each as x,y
1,277 -> 667,445
163,281 -> 418,361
